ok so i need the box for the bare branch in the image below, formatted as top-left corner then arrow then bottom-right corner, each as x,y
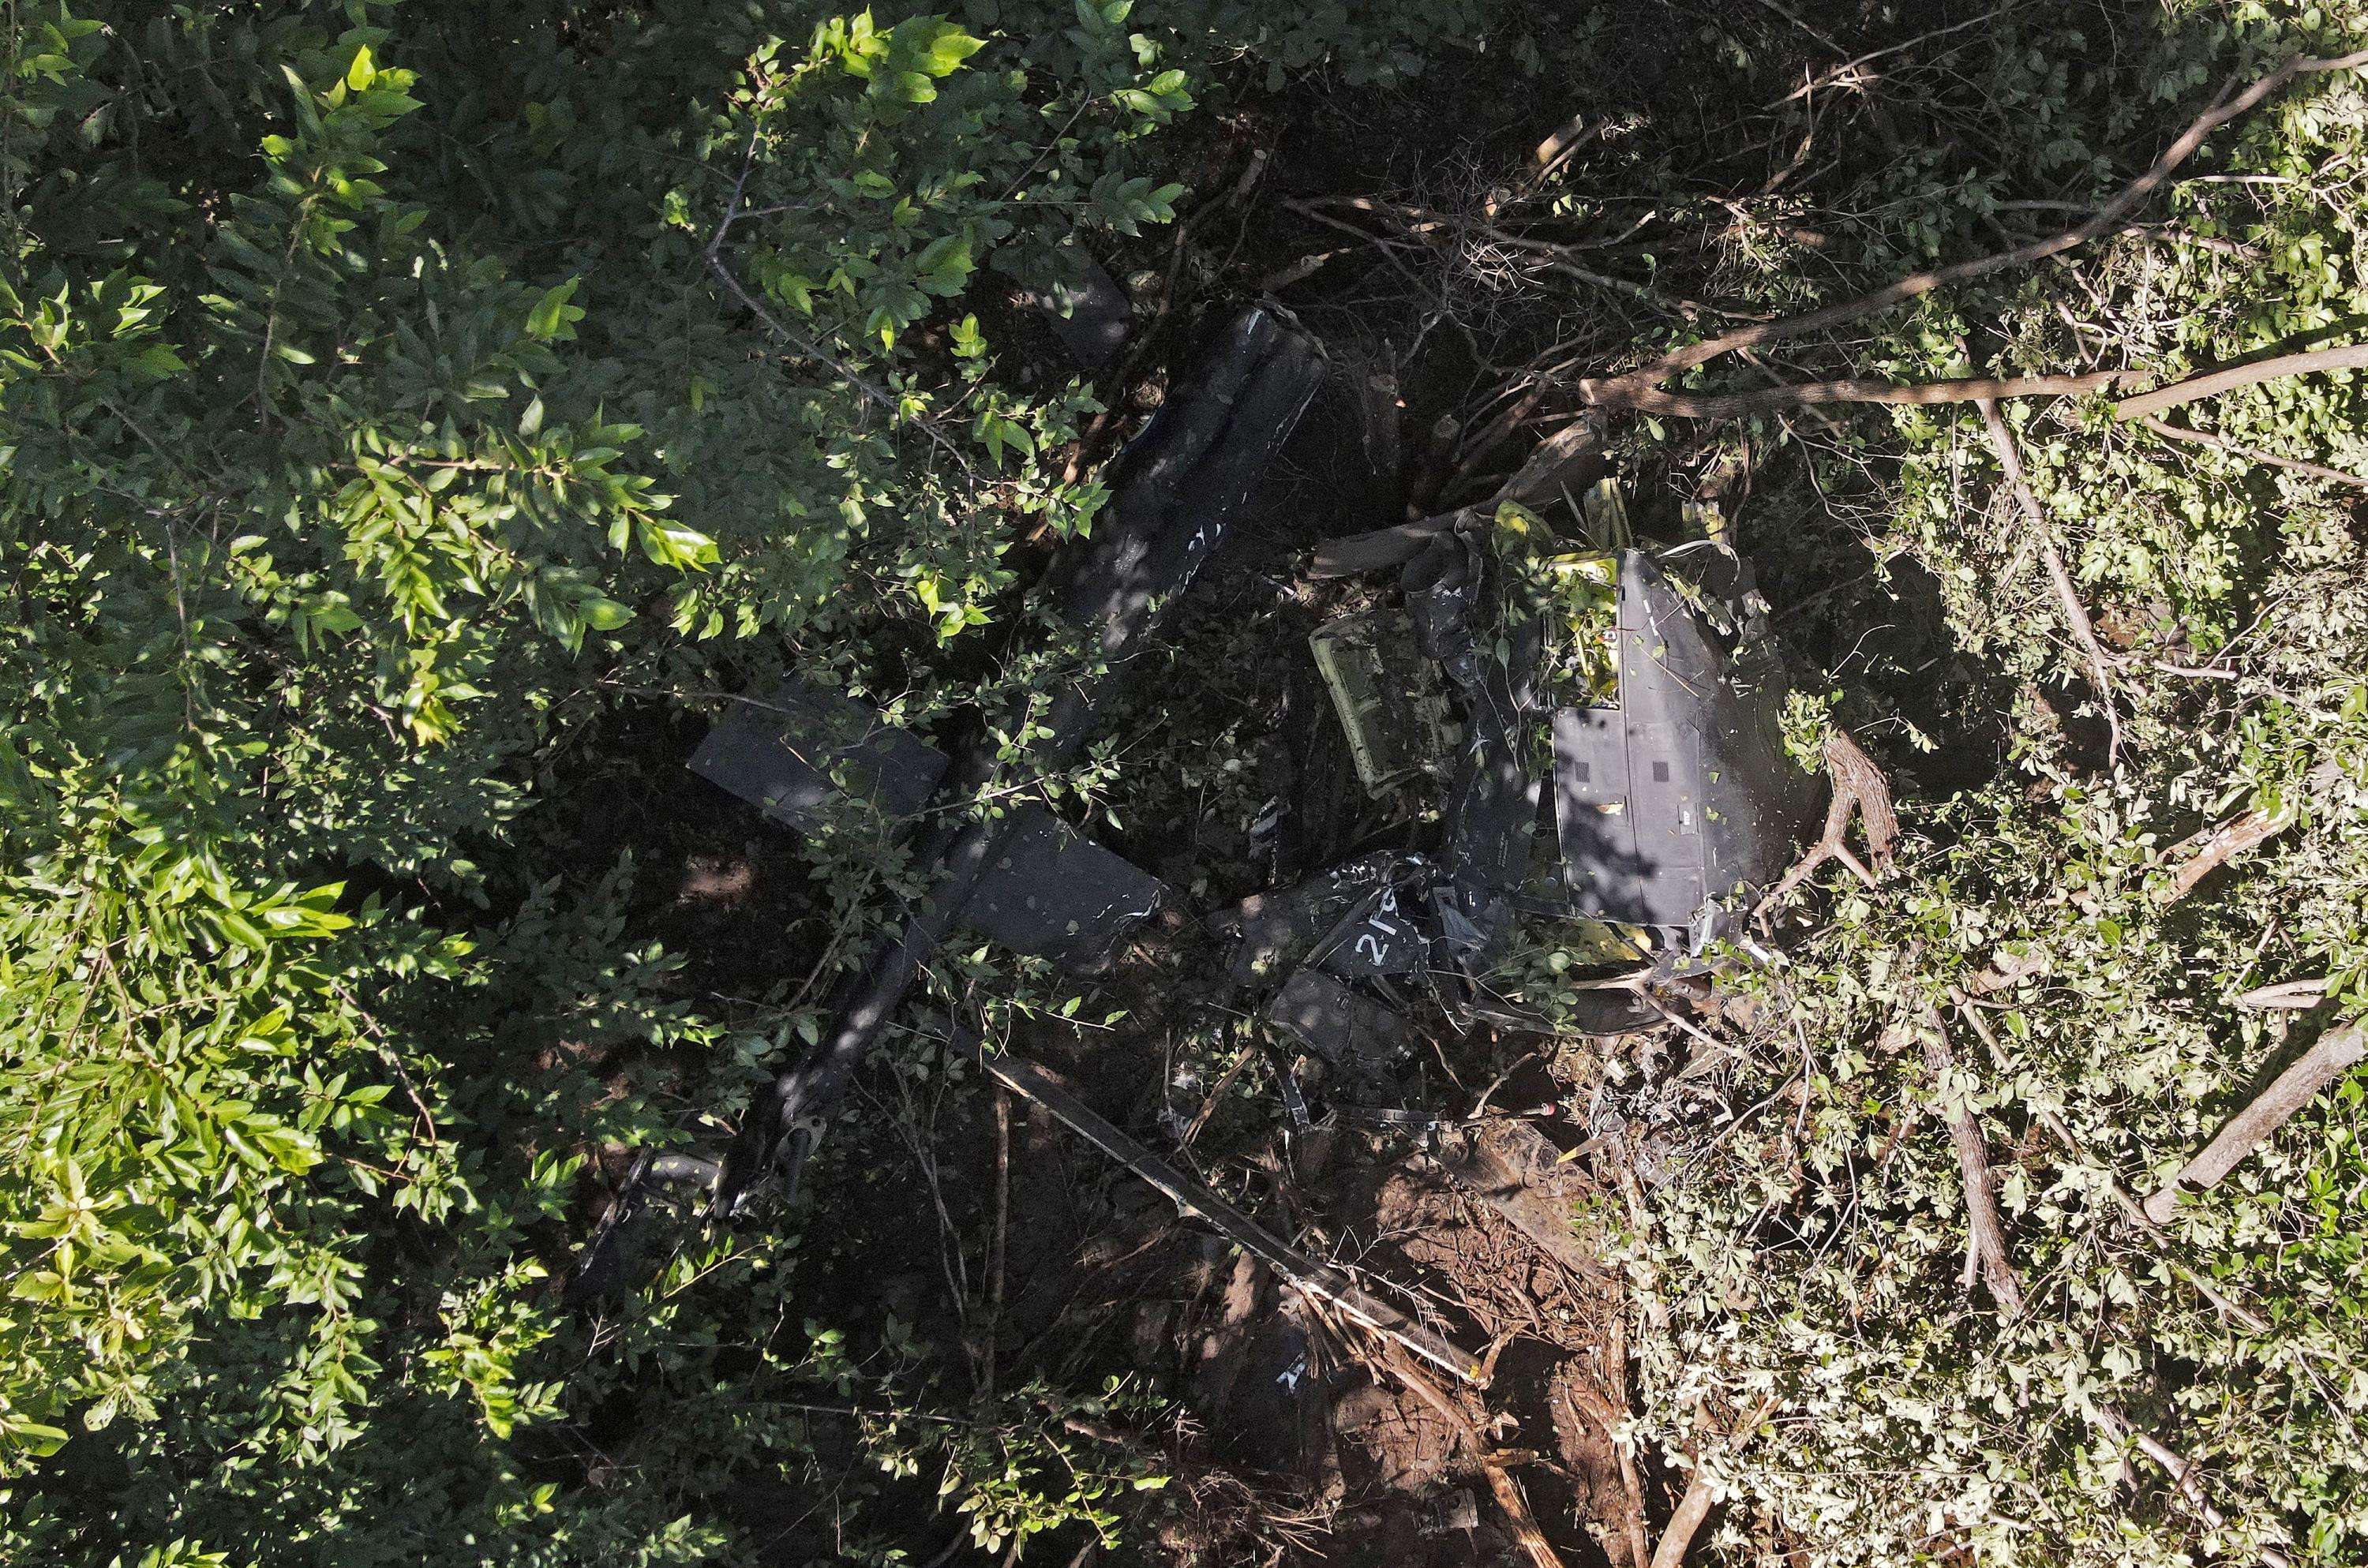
1920,1009 -> 2024,1315
2134,414 -> 2368,488
1976,398 -> 2124,766
1581,50 -> 2368,405
1591,371 -> 2124,420
2143,1019 -> 2368,1224
1374,1348 -> 1566,1568
2117,342 -> 2368,421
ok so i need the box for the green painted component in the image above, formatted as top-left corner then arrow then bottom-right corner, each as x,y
1310,608 -> 1453,796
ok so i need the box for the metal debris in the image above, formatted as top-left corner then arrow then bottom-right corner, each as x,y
703,307 -> 1325,1218
689,679 -> 947,836
961,804 -> 1167,967
1265,969 -> 1418,1067
1549,548 -> 1819,934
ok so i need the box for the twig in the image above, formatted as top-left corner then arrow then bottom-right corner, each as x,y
1763,13 -> 2000,108
995,98 -> 1092,204
1180,1042 -> 1258,1147
328,982 -> 440,1145
2134,414 -> 2368,489
1256,248 -> 1344,292
693,139 -> 970,468
1747,0 -> 1844,56
986,1052 -> 1485,1383
1920,1008 -> 2024,1315
1583,48 -> 2368,405
2143,1018 -> 2367,1224
980,1085 -> 1011,1400
1976,398 -> 2124,766
2235,976 -> 2328,1010
705,256 -> 905,425
2116,342 -> 2368,421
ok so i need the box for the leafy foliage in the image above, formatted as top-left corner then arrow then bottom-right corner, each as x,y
1545,4 -> 2368,1562
0,0 -> 1482,1561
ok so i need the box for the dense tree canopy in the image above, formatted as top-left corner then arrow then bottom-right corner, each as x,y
0,2 -> 1476,1559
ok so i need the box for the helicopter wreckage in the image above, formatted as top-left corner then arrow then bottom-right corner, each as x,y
572,307 -> 1840,1375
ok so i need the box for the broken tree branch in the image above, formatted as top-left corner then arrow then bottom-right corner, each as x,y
1591,370 -> 2125,420
2164,807 -> 2291,900
1976,397 -> 2124,766
2142,1018 -> 2368,1224
1579,49 -> 2368,407
1758,728 -> 1898,915
2235,976 -> 2329,1010
1564,1302 -> 1652,1568
1650,1470 -> 1719,1568
984,1052 -> 1486,1383
2116,342 -> 2368,421
2134,414 -> 2368,489
2159,762 -> 2341,903
2023,1082 -> 2368,1454
1376,1346 -> 1564,1568
1920,1008 -> 2025,1315
1648,1395 -> 1782,1568
2096,1407 -> 2295,1568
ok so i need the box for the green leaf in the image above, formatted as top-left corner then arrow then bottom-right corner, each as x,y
525,278 -> 583,342
635,519 -> 720,570
580,597 -> 635,631
922,24 -> 984,77
10,1420 -> 69,1456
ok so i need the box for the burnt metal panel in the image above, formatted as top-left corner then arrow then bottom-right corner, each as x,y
1550,706 -> 1643,919
961,805 -> 1167,967
1049,309 -> 1327,660
1211,854 -> 1401,987
689,679 -> 948,836
1264,969 -> 1416,1065
1312,876 -> 1428,981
